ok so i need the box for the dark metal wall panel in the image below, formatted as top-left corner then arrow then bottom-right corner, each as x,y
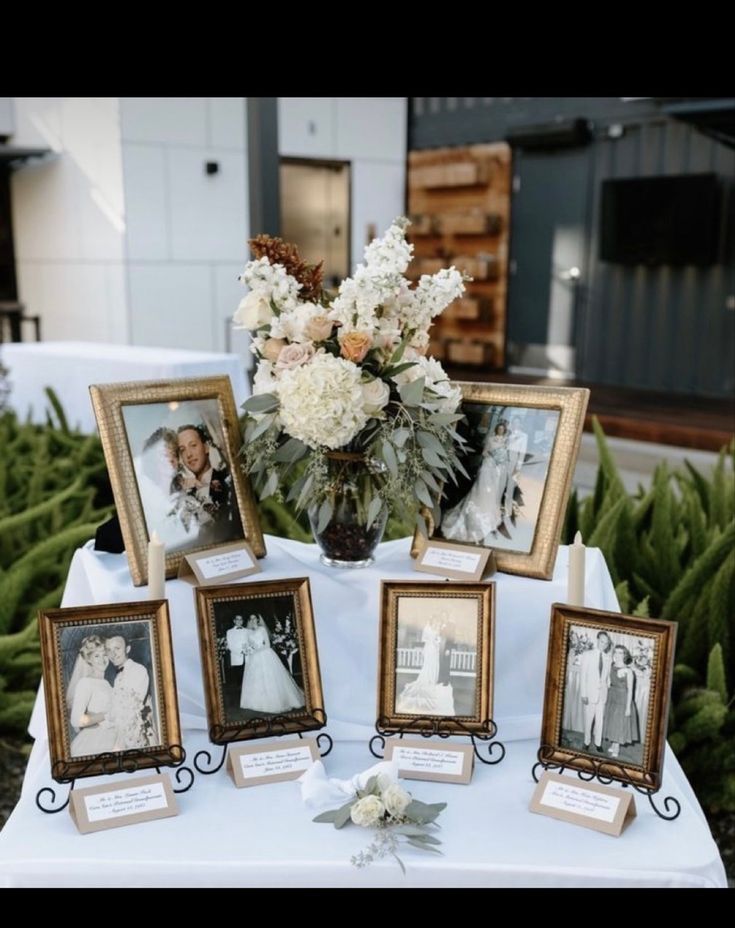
409,98 -> 735,398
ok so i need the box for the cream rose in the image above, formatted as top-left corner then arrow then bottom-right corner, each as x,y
261,338 -> 287,362
233,289 -> 273,330
381,783 -> 412,819
340,331 -> 373,363
276,343 -> 314,371
304,314 -> 334,342
362,378 -> 390,417
350,795 -> 386,828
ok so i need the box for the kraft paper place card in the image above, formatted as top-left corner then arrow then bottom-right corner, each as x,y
227,737 -> 319,788
529,771 -> 637,836
414,539 -> 495,582
385,737 -> 475,784
178,540 -> 261,585
69,773 -> 178,834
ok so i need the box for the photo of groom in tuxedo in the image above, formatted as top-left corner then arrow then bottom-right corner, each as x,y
579,630 -> 613,752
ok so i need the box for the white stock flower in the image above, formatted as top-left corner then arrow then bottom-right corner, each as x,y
363,217 -> 413,275
415,267 -> 465,318
276,353 -> 368,450
362,378 -> 390,417
252,360 -> 278,396
381,783 -> 412,819
238,257 -> 301,313
234,290 -> 273,330
350,795 -> 386,828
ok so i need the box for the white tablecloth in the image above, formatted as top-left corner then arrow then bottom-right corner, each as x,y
1,536 -> 727,888
0,341 -> 250,432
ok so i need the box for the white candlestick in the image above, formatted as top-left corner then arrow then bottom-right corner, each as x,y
567,530 -> 586,606
148,530 -> 166,600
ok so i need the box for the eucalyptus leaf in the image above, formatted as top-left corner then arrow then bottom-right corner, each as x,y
417,431 -> 447,455
334,801 -> 355,829
406,839 -> 442,855
316,498 -> 333,534
392,428 -> 411,448
393,824 -> 430,837
399,377 -> 425,408
415,512 -> 429,538
242,393 -> 279,414
414,479 -> 434,510
422,447 -> 445,469
249,413 -> 276,441
274,437 -> 308,463
421,470 -> 441,494
404,832 -> 442,846
296,474 -> 315,511
261,469 -> 279,500
383,361 -> 418,379
367,496 -> 383,530
429,413 -> 464,426
312,810 -> 339,824
382,441 -> 399,478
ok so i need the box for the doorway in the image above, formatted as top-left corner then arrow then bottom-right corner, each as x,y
506,146 -> 592,378
279,158 -> 350,289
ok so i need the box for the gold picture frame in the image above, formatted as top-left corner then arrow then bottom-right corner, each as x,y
39,600 -> 182,782
411,382 -> 589,580
90,376 -> 266,586
377,580 -> 495,735
540,604 -> 677,790
195,577 -> 325,744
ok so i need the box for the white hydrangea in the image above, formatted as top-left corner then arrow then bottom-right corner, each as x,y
277,353 -> 368,450
350,795 -> 386,828
237,257 -> 301,314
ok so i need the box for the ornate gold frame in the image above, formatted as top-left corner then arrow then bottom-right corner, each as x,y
39,600 -> 182,781
90,376 -> 266,586
377,580 -> 495,734
411,381 -> 589,580
195,577 -> 325,743
541,604 -> 677,790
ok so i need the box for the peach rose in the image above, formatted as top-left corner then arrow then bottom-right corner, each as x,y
304,314 -> 334,342
261,338 -> 287,362
339,331 -> 373,363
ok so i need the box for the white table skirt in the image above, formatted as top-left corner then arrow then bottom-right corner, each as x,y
0,341 -> 250,432
2,535 -> 727,888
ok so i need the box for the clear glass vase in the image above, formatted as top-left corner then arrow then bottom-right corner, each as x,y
308,453 -> 389,568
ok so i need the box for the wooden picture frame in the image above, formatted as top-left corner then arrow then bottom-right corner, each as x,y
540,603 -> 677,790
411,382 -> 589,580
90,376 -> 266,586
195,577 -> 325,744
377,580 -> 495,735
39,600 -> 182,782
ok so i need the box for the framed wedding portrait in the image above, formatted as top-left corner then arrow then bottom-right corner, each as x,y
195,577 -> 325,744
377,581 -> 495,734
412,382 -> 589,580
90,376 -> 265,586
540,604 -> 677,789
39,600 -> 182,781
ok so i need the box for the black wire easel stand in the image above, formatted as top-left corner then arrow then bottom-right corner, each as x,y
36,743 -> 194,814
369,715 -> 506,766
193,707 -> 333,775
531,743 -> 681,821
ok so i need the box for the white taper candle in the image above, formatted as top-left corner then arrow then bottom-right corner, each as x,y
148,530 -> 166,600
567,530 -> 586,606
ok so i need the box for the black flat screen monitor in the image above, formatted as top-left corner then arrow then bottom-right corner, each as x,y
599,173 -> 721,266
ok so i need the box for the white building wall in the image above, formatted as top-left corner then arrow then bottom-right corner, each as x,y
278,98 -> 407,270
9,98 -> 128,343
120,97 -> 249,353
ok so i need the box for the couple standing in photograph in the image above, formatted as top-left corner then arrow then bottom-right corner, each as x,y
397,616 -> 457,716
137,423 -> 241,549
442,416 -> 527,545
226,615 -> 304,715
578,630 -> 641,759
67,633 -> 157,757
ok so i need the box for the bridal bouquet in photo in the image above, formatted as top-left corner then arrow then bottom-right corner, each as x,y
234,217 -> 471,567
312,772 -> 446,872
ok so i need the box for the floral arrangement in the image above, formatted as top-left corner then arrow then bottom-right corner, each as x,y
234,217 -> 471,537
271,615 -> 298,671
108,689 -> 157,750
313,771 -> 446,872
569,629 -> 595,656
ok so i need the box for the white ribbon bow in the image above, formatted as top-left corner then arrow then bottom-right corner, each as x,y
297,759 -> 399,813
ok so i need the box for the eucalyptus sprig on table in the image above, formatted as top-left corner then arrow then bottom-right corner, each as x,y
312,773 -> 447,873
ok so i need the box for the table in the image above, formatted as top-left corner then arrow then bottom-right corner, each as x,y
0,536 -> 727,888
0,341 -> 251,432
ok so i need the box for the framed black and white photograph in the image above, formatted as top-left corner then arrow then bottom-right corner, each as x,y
412,382 -> 589,579
90,376 -> 265,585
39,601 -> 182,781
377,581 -> 495,734
541,604 -> 677,789
196,578 -> 325,743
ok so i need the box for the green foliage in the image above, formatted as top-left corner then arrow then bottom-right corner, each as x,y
563,425 -> 735,811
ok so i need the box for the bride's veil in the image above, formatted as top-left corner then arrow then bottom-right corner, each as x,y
65,653 -> 91,713
255,616 -> 270,641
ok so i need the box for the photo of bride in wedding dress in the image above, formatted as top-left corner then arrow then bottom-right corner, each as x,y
438,404 -> 560,555
394,598 -> 478,719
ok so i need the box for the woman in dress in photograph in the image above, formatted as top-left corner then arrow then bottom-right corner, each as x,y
66,635 -> 117,757
396,618 -> 455,716
240,615 -> 305,714
603,644 -> 641,758
441,421 -> 511,544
